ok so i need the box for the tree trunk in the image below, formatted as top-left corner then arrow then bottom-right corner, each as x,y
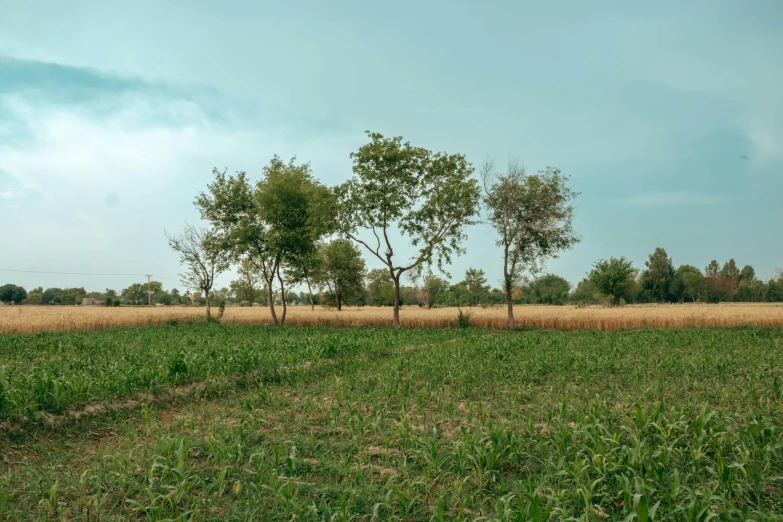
277,265 -> 287,326
506,286 -> 514,330
205,290 -> 211,320
266,281 -> 278,325
393,274 -> 401,328
503,246 -> 514,329
306,276 -> 315,311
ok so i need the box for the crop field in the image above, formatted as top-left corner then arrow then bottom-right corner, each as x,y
3,302 -> 783,333
1,324 -> 782,520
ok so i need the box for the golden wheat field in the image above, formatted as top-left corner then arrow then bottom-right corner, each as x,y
1,303 -> 783,334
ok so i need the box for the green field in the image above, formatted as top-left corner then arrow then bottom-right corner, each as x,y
1,325 -> 783,520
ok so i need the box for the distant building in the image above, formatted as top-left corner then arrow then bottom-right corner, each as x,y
81,298 -> 104,306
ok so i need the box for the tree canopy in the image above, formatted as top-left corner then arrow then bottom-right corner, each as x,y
481,157 -> 579,328
588,257 -> 636,305
337,131 -> 480,326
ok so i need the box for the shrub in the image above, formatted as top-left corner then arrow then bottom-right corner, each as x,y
457,307 -> 472,329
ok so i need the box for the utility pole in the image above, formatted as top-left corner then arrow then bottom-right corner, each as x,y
146,274 -> 153,306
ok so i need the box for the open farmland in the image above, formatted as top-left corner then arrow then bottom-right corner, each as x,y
2,302 -> 783,333
2,324 -> 783,520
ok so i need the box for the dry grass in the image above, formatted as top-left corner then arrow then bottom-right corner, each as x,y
2,303 -> 783,334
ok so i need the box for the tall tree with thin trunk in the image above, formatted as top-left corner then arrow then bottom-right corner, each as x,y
195,169 -> 282,323
196,157 -> 334,325
166,224 -> 230,319
337,131 -> 480,327
481,157 -> 579,329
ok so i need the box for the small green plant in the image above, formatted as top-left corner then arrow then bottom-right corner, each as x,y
457,307 -> 472,329
217,299 -> 226,321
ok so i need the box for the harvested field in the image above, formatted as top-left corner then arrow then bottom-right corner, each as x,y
2,302 -> 783,333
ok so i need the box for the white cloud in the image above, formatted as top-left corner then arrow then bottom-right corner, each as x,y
621,191 -> 723,207
0,189 -> 25,199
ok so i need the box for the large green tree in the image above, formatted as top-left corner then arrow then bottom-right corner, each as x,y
674,264 -> 704,302
337,132 -> 480,327
481,158 -> 579,328
121,281 -> 164,305
527,274 -> 571,305
641,247 -> 676,303
588,257 -> 636,305
314,239 -> 366,311
0,284 -> 27,304
196,157 -> 333,325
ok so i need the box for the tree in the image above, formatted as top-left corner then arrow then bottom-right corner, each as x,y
570,279 -> 601,305
196,157 -> 333,325
641,247 -> 676,303
722,259 -> 740,281
315,239 -> 366,311
738,265 -> 756,283
256,157 -> 335,321
0,284 -> 27,304
408,268 -> 450,308
121,281 -> 164,305
230,256 -> 262,306
481,157 -> 579,328
588,257 -> 636,305
447,282 -> 473,307
366,268 -> 396,306
39,287 -> 86,305
285,251 -> 321,311
337,131 -> 480,327
25,292 -> 42,305
462,268 -> 490,306
167,224 -> 230,319
704,260 -> 737,302
674,264 -> 704,302
527,274 -> 571,305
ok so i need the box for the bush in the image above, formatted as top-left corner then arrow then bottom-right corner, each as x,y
457,307 -> 472,329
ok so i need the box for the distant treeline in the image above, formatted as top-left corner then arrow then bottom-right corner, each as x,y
2,246 -> 781,307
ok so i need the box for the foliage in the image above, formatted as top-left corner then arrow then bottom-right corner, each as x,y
456,307 -> 473,328
588,257 -> 636,304
673,264 -> 704,302
121,281 -> 164,306
640,247 -> 676,303
461,268 -> 490,306
481,157 -> 579,328
314,239 -> 367,310
337,131 -> 480,326
196,157 -> 334,325
166,224 -> 230,319
526,273 -> 571,305
230,256 -> 263,307
2,326 -> 783,519
0,284 -> 27,304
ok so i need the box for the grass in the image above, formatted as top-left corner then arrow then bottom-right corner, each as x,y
2,324 -> 783,520
3,302 -> 783,334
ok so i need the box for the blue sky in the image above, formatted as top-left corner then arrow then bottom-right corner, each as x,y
1,0 -> 781,293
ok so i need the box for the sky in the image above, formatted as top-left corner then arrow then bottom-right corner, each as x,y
1,0 -> 782,293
